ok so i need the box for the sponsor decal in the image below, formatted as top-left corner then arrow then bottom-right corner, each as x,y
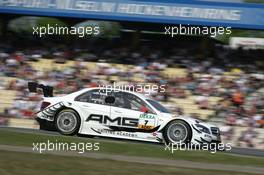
97,129 -> 138,138
138,113 -> 156,130
139,113 -> 156,119
86,114 -> 138,127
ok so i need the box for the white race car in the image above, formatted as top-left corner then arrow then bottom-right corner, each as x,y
29,82 -> 221,145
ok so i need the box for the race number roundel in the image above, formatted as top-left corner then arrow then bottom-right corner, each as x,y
138,113 -> 156,130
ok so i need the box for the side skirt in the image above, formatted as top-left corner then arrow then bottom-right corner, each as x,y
79,124 -> 163,143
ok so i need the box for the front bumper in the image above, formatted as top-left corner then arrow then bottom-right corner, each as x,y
192,125 -> 221,145
210,127 -> 221,143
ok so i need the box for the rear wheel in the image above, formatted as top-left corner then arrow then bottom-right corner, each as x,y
55,109 -> 80,135
163,120 -> 192,144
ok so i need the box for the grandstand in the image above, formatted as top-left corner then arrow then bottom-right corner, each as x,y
0,28 -> 263,145
0,58 -> 221,119
0,0 -> 263,150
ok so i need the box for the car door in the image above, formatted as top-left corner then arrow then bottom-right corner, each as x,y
109,91 -> 157,130
74,89 -> 110,124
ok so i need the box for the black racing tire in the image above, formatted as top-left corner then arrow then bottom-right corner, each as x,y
55,109 -> 81,136
163,120 -> 192,145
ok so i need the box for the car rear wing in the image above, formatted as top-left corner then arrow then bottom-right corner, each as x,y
28,82 -> 53,97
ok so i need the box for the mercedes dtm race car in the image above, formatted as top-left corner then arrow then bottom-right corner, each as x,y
28,82 -> 221,145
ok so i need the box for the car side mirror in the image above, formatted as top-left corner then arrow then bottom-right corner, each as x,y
105,96 -> 115,104
140,106 -> 148,113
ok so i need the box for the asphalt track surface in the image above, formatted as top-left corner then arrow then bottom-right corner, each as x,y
0,127 -> 264,174
1,126 -> 264,157
1,144 -> 264,174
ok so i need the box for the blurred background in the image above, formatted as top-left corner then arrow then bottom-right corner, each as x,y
0,1 -> 263,174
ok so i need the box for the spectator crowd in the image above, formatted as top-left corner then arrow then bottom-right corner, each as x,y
0,40 -> 263,148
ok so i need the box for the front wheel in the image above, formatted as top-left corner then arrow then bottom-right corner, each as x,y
163,120 -> 192,144
55,109 -> 81,135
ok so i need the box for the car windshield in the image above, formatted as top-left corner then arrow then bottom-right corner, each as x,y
146,99 -> 170,113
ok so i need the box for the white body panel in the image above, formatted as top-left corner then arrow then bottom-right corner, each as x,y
36,87 -> 221,145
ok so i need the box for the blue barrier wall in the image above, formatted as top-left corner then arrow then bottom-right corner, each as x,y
0,0 -> 263,29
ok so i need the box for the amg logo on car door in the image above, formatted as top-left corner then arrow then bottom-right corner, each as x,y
86,114 -> 138,127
